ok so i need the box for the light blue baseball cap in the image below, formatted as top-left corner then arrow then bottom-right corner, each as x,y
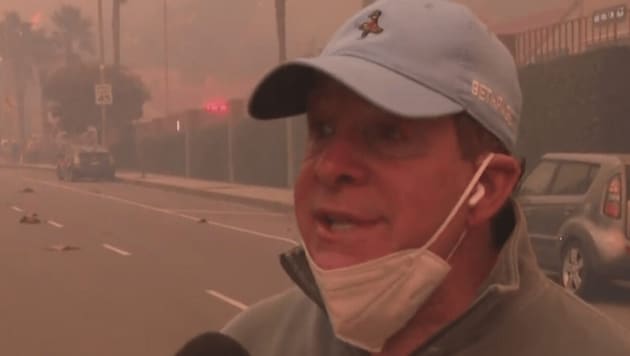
248,0 -> 522,151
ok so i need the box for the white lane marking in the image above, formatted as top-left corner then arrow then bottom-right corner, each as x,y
206,290 -> 248,311
170,209 -> 287,217
27,179 -> 299,246
47,220 -> 64,228
103,243 -> 132,257
11,206 -> 24,212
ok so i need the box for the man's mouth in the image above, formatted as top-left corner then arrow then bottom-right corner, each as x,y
310,209 -> 386,268
323,215 -> 358,231
315,209 -> 382,234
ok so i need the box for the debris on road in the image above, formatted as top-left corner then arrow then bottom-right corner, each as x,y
20,214 -> 41,224
21,187 -> 35,193
45,245 -> 80,252
198,218 -> 208,224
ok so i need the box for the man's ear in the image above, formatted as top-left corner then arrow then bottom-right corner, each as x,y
467,154 -> 521,226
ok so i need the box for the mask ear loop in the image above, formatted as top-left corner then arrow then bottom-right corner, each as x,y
446,230 -> 468,261
423,153 -> 495,251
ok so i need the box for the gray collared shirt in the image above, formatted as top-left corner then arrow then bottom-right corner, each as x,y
223,201 -> 630,355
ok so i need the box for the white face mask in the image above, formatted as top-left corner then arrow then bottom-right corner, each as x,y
304,154 -> 495,353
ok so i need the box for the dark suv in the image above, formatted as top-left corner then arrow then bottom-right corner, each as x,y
517,153 -> 630,297
56,145 -> 116,181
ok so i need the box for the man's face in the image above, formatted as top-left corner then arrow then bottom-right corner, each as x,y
294,78 -> 477,270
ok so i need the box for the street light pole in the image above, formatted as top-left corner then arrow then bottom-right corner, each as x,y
99,64 -> 107,147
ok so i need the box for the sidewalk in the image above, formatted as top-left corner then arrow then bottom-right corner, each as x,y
1,162 -> 294,212
118,171 -> 294,211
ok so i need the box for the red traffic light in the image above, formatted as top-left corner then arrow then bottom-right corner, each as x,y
204,101 -> 229,114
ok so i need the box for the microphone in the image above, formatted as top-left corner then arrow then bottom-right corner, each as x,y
175,332 -> 251,356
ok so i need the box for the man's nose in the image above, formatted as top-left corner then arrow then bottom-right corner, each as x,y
313,137 -> 369,188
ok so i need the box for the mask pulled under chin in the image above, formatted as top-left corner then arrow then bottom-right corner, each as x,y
305,245 -> 452,352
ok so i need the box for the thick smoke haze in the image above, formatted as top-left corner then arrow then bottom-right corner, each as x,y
0,0 -> 574,118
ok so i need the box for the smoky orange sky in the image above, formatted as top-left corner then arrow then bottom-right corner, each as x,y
1,0 -> 566,119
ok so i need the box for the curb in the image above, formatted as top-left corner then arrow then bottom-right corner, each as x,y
0,163 -> 57,172
1,163 -> 294,213
119,176 -> 294,213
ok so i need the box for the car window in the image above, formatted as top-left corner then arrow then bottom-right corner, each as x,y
520,160 -> 557,195
549,162 -> 599,195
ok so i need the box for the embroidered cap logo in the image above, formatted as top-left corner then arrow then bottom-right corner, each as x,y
359,10 -> 384,39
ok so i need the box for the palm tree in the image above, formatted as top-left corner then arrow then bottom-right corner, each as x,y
112,0 -> 128,68
31,31 -> 57,138
51,5 -> 94,67
0,12 -> 54,149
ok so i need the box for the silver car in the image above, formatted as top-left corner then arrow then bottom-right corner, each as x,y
517,153 -> 630,298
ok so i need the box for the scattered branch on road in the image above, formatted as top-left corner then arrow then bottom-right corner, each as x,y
20,214 -> 41,224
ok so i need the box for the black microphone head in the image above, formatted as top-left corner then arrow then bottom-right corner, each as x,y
175,332 -> 250,356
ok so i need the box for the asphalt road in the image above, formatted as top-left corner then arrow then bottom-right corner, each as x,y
0,167 -> 299,356
1,167 -> 630,355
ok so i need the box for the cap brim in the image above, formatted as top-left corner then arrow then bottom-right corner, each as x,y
248,55 -> 463,119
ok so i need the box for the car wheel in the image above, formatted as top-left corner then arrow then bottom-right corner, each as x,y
57,169 -> 64,181
560,240 -> 597,298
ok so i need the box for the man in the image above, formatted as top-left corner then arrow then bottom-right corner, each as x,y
222,0 -> 630,355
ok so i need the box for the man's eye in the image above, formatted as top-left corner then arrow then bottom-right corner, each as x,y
309,121 -> 334,139
379,125 -> 405,141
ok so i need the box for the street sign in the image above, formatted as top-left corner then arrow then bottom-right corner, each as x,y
95,84 -> 113,105
593,4 -> 626,25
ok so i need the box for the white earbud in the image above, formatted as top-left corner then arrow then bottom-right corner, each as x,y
468,184 -> 486,207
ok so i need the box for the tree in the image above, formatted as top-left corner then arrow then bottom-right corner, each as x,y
43,63 -> 150,136
362,0 -> 376,7
51,5 -> 94,67
112,0 -> 128,68
0,12 -> 54,147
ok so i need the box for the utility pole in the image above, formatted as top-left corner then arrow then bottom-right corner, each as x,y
0,56 -> 4,139
163,0 -> 170,120
99,64 -> 107,147
275,0 -> 293,188
163,0 -> 187,178
98,0 -> 105,64
184,117 -> 191,178
227,112 -> 234,182
97,0 -> 108,147
112,0 -> 122,68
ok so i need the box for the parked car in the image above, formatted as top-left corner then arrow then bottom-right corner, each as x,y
56,145 -> 116,181
517,153 -> 630,297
